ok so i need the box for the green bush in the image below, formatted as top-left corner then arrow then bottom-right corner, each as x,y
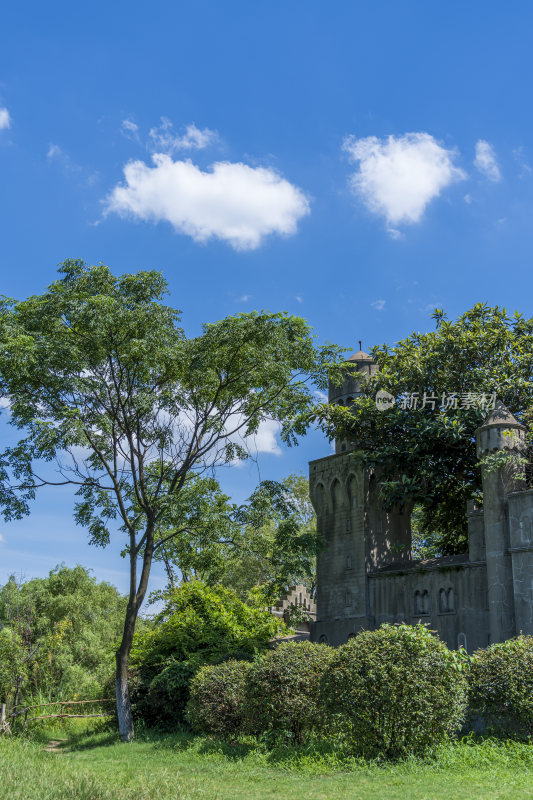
130,661 -> 197,728
186,659 -> 252,737
130,581 -> 287,727
322,623 -> 468,759
244,640 -> 333,744
468,635 -> 533,739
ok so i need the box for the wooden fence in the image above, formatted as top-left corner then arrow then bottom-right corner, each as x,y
1,698 -> 115,735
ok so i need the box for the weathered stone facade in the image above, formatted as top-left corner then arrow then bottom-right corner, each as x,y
309,351 -> 533,652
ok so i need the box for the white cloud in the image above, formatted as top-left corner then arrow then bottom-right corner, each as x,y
237,294 -> 251,302
464,193 -> 472,204
0,107 -> 10,130
474,140 -> 501,182
343,132 -> 466,231
371,299 -> 386,311
249,418 -> 282,456
0,532 -> 5,545
148,118 -> 217,153
105,154 -> 310,250
295,295 -> 303,303
121,119 -> 140,142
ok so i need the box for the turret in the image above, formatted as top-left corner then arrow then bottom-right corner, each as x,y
329,343 -> 378,454
476,402 -> 527,643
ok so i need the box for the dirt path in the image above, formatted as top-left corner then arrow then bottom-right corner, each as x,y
44,738 -> 67,752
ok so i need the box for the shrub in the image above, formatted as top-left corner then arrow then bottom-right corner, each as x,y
244,640 -> 334,744
131,661 -> 197,728
186,659 -> 252,737
130,581 -> 287,727
321,623 -> 468,759
468,635 -> 533,739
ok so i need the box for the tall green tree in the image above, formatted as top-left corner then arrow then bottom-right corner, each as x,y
315,304 -> 533,554
0,260 -> 340,740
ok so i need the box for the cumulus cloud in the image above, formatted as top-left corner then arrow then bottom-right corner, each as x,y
105,154 -> 310,250
148,118 -> 217,153
0,532 -> 5,544
343,132 -> 466,231
0,107 -> 10,130
474,140 -> 501,182
371,299 -> 386,311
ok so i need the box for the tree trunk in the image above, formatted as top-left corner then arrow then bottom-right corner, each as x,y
115,527 -> 155,742
115,643 -> 134,742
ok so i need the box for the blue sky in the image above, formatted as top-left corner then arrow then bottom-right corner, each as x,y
1,1 -> 533,595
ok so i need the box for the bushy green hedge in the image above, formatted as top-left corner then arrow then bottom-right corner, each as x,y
321,624 -> 468,758
244,640 -> 334,744
468,635 -> 533,739
130,581 -> 287,727
186,659 -> 252,738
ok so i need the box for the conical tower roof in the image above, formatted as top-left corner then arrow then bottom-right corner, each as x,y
347,349 -> 375,363
477,401 -> 526,432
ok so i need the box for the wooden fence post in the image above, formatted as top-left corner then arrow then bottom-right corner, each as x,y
1,703 -> 6,735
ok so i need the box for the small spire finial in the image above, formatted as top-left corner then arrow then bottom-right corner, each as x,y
358,340 -> 362,351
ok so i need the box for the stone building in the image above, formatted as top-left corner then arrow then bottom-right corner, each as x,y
309,349 -> 533,652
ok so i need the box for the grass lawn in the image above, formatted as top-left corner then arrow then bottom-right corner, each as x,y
1,724 -> 532,800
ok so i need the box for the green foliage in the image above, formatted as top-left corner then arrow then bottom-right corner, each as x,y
217,474 -> 320,601
322,624 -> 468,759
315,304 -> 533,553
130,581 -> 287,726
151,472 -> 321,603
468,636 -> 533,739
244,641 -> 334,744
186,659 -> 252,738
0,627 -> 25,704
0,565 -> 126,706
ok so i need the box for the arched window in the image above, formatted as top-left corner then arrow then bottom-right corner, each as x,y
347,474 -> 359,509
319,634 -> 329,645
520,513 -> 533,544
457,632 -> 467,650
415,589 -> 430,615
439,587 -> 455,613
315,483 -> 326,514
447,587 -> 455,612
331,479 -> 344,511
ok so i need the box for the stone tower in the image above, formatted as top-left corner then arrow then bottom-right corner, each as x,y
310,347 -> 411,645
476,404 -> 527,642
